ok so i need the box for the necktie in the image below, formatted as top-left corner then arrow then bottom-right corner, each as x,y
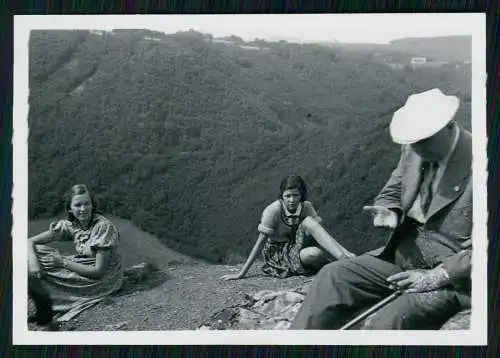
420,162 -> 438,214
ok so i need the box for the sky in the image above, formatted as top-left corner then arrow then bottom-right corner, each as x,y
21,13 -> 480,44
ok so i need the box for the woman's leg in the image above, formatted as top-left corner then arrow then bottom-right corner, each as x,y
28,276 -> 54,325
301,217 -> 349,259
299,247 -> 330,271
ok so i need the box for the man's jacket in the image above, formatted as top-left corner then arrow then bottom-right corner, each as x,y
371,127 -> 472,284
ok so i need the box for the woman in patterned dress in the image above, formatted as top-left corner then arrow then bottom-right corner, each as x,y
27,184 -> 123,324
221,175 -> 356,280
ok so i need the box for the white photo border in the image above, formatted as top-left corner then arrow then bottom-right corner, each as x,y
12,13 -> 488,345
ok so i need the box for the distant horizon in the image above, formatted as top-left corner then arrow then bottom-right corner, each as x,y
205,32 -> 472,45
91,28 -> 472,45
20,13 -> 477,45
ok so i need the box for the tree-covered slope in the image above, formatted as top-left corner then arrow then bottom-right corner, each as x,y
28,30 -> 471,262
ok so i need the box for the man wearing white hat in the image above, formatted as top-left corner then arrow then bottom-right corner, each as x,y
291,88 -> 472,330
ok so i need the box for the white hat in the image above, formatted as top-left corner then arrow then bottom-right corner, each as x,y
390,88 -> 459,144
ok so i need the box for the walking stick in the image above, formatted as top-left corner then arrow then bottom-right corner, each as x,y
338,217 -> 401,330
339,290 -> 404,330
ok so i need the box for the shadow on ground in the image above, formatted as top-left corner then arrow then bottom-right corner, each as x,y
114,265 -> 171,297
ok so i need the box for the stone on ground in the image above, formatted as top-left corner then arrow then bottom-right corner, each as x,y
199,284 -> 470,330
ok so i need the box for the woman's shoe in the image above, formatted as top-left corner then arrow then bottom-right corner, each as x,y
30,299 -> 55,325
38,321 -> 60,331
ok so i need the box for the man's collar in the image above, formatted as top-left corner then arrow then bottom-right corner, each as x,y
438,125 -> 460,166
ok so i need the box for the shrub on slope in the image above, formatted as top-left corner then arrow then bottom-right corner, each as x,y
28,30 -> 471,262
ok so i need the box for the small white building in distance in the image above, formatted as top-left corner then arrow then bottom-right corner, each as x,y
410,57 -> 427,65
90,30 -> 105,36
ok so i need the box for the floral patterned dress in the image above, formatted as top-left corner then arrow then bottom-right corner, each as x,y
257,200 -> 323,278
34,214 -> 123,322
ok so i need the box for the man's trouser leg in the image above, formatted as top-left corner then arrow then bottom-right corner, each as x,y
290,254 -> 402,329
364,288 -> 465,329
28,276 -> 54,325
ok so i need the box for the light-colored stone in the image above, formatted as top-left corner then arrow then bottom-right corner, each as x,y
440,309 -> 471,330
200,284 -> 471,330
200,288 -> 305,330
104,320 -> 129,330
283,291 -> 304,303
252,290 -> 285,302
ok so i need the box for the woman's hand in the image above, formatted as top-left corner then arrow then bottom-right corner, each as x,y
220,273 -> 243,281
39,253 -> 66,270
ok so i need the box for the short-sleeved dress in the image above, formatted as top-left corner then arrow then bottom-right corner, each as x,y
33,214 -> 123,322
258,200 -> 324,278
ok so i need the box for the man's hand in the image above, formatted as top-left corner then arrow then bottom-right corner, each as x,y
363,206 -> 398,229
386,267 -> 450,293
461,238 -> 472,249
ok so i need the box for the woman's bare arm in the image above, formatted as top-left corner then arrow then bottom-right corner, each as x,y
41,249 -> 111,279
238,233 -> 267,277
221,233 -> 268,280
29,230 -> 57,245
28,231 -> 57,276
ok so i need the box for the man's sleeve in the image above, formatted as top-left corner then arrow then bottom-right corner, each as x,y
373,145 -> 407,213
441,177 -> 473,283
442,250 -> 471,282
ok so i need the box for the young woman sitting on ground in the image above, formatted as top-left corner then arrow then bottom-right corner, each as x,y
28,184 -> 123,325
221,175 -> 355,280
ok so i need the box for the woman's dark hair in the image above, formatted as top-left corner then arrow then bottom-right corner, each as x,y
64,184 -> 100,222
278,175 -> 308,202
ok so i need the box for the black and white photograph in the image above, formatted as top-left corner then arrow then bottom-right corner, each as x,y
12,14 -> 487,345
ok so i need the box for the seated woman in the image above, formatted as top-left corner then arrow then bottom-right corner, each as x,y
221,175 -> 355,280
28,184 -> 123,324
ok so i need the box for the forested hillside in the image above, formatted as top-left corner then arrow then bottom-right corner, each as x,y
28,30 -> 471,263
325,36 -> 472,63
388,36 -> 472,62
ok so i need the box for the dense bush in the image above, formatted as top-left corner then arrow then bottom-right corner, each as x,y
28,30 -> 471,263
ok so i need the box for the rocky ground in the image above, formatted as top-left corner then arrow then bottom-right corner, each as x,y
29,260 -> 470,332
27,218 -> 470,332
29,261 -> 313,331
